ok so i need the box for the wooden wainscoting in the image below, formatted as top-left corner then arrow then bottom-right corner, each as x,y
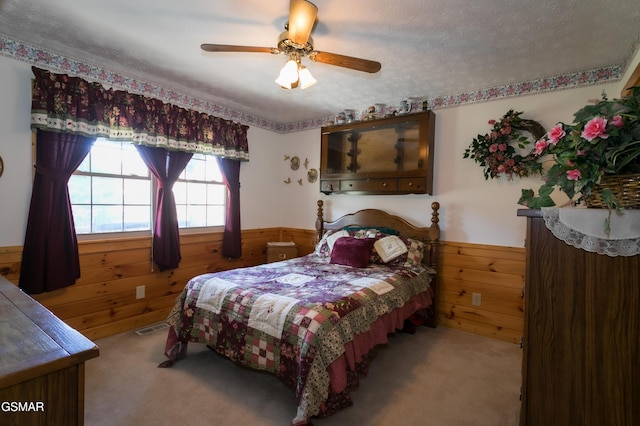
438,241 -> 525,344
0,228 -> 292,341
0,245 -> 21,282
279,228 -> 317,256
0,233 -> 524,343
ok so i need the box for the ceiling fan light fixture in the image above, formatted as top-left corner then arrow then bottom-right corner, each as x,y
288,0 -> 318,46
202,1 -> 382,89
298,66 -> 316,89
275,59 -> 299,88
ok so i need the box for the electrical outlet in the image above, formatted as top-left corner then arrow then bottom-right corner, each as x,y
136,285 -> 145,299
472,292 -> 481,306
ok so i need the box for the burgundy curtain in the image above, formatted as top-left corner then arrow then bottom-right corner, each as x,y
216,157 -> 242,258
19,131 -> 95,294
136,145 -> 193,271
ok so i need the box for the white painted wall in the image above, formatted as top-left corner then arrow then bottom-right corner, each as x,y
238,126 -> 283,229
275,128 -> 322,230
0,56 -> 33,246
274,82 -> 629,247
0,50 -> 638,248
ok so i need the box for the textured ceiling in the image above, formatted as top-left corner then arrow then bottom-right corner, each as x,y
1,0 -> 639,130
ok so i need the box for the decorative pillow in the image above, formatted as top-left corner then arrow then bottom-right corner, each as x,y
375,236 -> 426,268
344,226 -> 400,236
352,229 -> 379,239
330,237 -> 376,267
314,231 -> 332,256
326,230 -> 350,251
402,237 -> 425,268
350,229 -> 387,264
314,229 -> 350,257
374,235 -> 409,263
315,228 -> 403,263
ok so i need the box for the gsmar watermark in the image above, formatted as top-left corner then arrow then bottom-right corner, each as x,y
1,401 -> 46,412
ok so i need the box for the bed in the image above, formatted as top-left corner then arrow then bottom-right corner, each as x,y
160,200 -> 441,425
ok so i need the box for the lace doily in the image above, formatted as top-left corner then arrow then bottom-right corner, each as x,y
541,207 -> 640,257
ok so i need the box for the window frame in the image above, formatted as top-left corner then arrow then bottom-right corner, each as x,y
49,137 -> 227,241
172,152 -> 227,233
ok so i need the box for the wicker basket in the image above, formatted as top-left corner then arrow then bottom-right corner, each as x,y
584,174 -> 640,208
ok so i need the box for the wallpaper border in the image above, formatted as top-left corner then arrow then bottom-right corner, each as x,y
1,34 -> 637,134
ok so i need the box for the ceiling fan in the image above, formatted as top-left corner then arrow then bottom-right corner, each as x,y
200,0 -> 382,89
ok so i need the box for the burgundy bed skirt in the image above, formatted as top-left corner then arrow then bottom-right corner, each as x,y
161,289 -> 432,425
301,290 -> 432,423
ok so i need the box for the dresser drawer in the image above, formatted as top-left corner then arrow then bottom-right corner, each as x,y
399,177 -> 427,192
340,178 -> 398,192
321,177 -> 429,194
320,180 -> 340,193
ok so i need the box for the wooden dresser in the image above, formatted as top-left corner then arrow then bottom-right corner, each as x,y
518,210 -> 639,426
0,276 -> 99,426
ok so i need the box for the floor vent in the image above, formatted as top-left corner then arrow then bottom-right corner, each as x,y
135,322 -> 169,336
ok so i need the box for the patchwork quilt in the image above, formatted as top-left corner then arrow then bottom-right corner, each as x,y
162,253 -> 434,424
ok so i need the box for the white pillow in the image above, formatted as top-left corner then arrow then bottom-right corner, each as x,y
374,235 -> 408,263
314,231 -> 331,256
326,230 -> 350,252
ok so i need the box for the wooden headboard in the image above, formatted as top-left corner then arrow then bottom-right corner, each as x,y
314,199 -> 441,327
315,199 -> 440,265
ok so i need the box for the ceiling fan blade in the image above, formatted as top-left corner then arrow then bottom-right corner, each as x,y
310,51 -> 382,73
288,0 -> 318,46
201,44 -> 275,54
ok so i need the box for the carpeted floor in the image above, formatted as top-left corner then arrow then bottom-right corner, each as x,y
85,325 -> 521,426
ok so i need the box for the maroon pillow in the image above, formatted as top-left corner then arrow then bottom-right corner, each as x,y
330,237 -> 375,268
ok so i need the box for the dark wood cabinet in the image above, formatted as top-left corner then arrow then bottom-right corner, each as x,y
518,210 -> 639,426
0,276 -> 99,426
320,111 -> 435,195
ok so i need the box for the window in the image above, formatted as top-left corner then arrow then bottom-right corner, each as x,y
69,139 -> 151,234
174,154 -> 226,228
68,139 -> 225,235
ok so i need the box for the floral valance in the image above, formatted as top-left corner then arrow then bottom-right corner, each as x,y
30,67 -> 249,160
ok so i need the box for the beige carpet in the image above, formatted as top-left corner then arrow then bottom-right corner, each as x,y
85,325 -> 521,426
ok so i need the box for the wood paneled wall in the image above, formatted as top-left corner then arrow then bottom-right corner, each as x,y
0,228 -> 316,341
0,232 -> 523,344
438,241 -> 525,344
